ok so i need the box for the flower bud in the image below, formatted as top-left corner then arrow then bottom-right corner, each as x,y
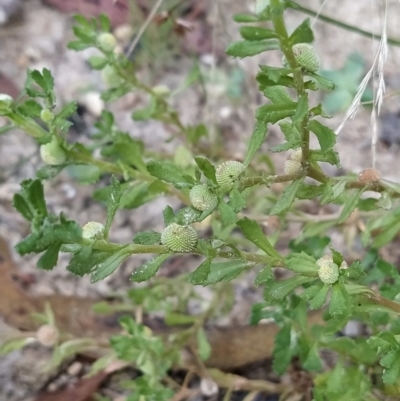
284,148 -> 303,175
152,85 -> 170,97
215,161 -> 246,192
97,32 -> 117,52
161,223 -> 198,252
283,43 -> 320,72
82,221 -> 105,240
189,184 -> 218,211
40,137 -> 67,165
358,168 -> 380,183
36,324 -> 59,347
40,109 -> 54,123
0,93 -> 13,115
317,254 -> 339,284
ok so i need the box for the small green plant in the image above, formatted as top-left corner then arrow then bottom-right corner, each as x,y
2,2 -> 400,400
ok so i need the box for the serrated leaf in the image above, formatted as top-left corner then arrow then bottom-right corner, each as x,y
131,253 -> 170,282
337,188 -> 363,224
289,18 -> 314,45
163,206 -> 175,226
229,186 -> 246,212
303,343 -> 322,371
197,328 -> 211,361
240,26 -> 278,41
310,149 -> 340,166
307,72 -> 336,90
279,121 -> 302,142
188,259 -> 211,285
286,252 -> 318,275
382,350 -> 400,384
146,160 -> 195,189
309,284 -> 330,309
226,39 -> 279,58
256,102 -> 297,123
264,275 -> 312,302
13,193 -> 34,221
17,100 -> 42,117
206,260 -> 249,284
67,165 -> 101,184
320,178 -> 347,205
133,231 -> 161,245
218,202 -> 238,226
91,247 -> 130,282
255,265 -> 273,285
104,176 -> 122,237
329,283 -> 351,316
272,323 -> 292,374
244,122 -> 267,166
36,165 -> 65,180
67,246 -> 110,277
237,217 -> 281,258
292,93 -> 308,125
37,242 -> 61,270
309,120 -> 336,152
270,178 -> 304,215
22,179 -> 47,217
263,86 -> 293,104
194,157 -> 217,183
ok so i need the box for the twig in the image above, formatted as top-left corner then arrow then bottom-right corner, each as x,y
126,0 -> 165,58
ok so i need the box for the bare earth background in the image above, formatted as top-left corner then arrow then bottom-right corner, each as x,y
1,0 -> 400,400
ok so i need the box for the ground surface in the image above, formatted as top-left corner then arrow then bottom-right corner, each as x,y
1,0 -> 400,400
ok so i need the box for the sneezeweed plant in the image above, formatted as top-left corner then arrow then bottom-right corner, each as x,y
2,2 -> 400,400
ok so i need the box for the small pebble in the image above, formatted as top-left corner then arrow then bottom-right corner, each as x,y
67,361 -> 83,376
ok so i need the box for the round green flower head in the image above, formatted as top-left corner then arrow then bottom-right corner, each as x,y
317,254 -> 339,285
40,137 -> 67,166
215,161 -> 246,192
40,109 -> 54,124
97,32 -> 117,52
161,223 -> 198,252
0,93 -> 13,115
82,221 -> 105,240
189,184 -> 218,211
283,43 -> 320,72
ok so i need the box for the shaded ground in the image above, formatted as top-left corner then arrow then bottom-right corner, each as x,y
1,0 -> 400,400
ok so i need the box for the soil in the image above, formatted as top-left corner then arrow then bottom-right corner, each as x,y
1,0 -> 400,400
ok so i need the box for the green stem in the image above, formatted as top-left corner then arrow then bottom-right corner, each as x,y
7,113 -> 48,139
287,1 -> 400,47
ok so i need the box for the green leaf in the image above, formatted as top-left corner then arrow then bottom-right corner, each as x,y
206,260 -> 249,284
13,193 -> 34,221
226,39 -> 279,58
255,265 -> 273,285
188,259 -> 212,285
244,122 -> 267,166
163,206 -> 175,226
36,165 -> 65,180
292,93 -> 308,125
194,157 -> 217,183
263,86 -> 293,104
197,328 -> 211,361
309,284 -> 330,309
286,252 -> 318,276
105,176 -> 123,237
233,14 -> 260,23
309,120 -> 336,152
229,186 -> 246,212
337,188 -> 363,224
289,18 -> 314,45
240,26 -> 277,41
67,246 -> 110,277
146,161 -> 195,189
174,207 -> 203,225
307,72 -> 336,90
272,323 -> 292,374
131,253 -> 170,283
218,202 -> 238,226
255,102 -> 297,124
320,178 -> 347,205
382,350 -> 400,384
22,179 -> 47,217
91,247 -> 130,283
372,219 -> 400,248
67,165 -> 101,184
88,56 -> 108,70
270,178 -> 304,215
264,275 -> 312,302
237,217 -> 281,258
279,121 -> 301,142
329,283 -> 351,316
310,149 -> 340,167
37,242 -> 61,270
303,343 -> 322,371
133,231 -> 161,245
17,100 -> 42,117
